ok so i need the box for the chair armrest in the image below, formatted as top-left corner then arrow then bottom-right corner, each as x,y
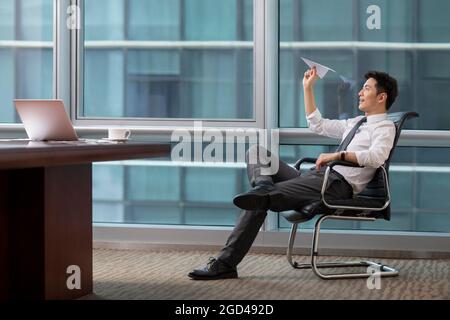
320,165 -> 391,212
327,160 -> 363,169
294,157 -> 317,170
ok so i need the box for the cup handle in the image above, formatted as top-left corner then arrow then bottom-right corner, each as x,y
125,130 -> 131,139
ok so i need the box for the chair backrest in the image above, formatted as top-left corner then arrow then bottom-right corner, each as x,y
356,112 -> 419,200
386,112 -> 420,169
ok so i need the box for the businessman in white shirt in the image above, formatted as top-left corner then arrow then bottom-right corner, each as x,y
188,69 -> 398,280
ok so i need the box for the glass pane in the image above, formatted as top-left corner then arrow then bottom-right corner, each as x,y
0,0 -> 14,40
279,145 -> 450,233
82,0 -> 254,120
128,0 -> 180,41
418,0 -> 450,43
0,0 -> 53,123
84,50 -> 125,117
18,0 -> 53,41
280,0 -> 450,130
85,0 -> 124,40
358,0 -> 414,42
92,161 -> 249,227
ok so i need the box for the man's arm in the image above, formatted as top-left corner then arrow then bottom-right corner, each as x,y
353,123 -> 396,168
302,67 -> 359,171
303,67 -> 319,116
315,123 -> 396,171
315,151 -> 358,171
303,67 -> 348,139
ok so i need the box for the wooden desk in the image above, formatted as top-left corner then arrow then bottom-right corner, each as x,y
0,140 -> 170,300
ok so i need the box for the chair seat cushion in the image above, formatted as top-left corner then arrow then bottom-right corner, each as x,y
280,196 -> 389,224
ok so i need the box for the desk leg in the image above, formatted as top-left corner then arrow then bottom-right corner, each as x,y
0,171 -> 8,300
0,164 -> 92,300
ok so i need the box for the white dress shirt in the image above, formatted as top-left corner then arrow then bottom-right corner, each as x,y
307,109 -> 396,194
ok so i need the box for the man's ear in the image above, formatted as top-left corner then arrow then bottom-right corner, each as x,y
378,92 -> 387,104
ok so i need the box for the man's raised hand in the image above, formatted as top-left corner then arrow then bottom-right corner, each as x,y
303,66 -> 319,90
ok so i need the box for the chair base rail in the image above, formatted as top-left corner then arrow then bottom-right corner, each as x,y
293,260 -> 399,280
286,215 -> 399,280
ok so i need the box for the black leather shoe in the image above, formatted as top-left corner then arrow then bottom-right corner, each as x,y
188,257 -> 238,280
233,185 -> 281,210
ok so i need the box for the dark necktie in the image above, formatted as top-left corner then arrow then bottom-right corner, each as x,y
335,117 -> 367,152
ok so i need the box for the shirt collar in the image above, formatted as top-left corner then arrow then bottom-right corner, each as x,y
366,113 -> 387,124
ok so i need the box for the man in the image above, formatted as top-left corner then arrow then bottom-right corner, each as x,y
188,68 -> 398,280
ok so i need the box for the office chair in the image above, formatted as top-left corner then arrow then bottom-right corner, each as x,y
280,111 -> 419,279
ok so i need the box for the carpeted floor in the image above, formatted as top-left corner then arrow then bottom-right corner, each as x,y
86,248 -> 450,300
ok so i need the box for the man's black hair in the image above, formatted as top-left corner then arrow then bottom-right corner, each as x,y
364,71 -> 398,110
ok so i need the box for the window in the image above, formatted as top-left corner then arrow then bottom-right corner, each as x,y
277,0 -> 450,234
0,0 -> 53,123
80,0 -> 254,121
93,145 -> 251,226
84,0 -> 257,226
279,0 -> 450,130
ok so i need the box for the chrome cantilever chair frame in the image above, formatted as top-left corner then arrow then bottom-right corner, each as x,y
286,160 -> 398,280
283,111 -> 419,280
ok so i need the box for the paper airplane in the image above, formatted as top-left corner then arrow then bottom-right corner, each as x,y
300,57 -> 336,79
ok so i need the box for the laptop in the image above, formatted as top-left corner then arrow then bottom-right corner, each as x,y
14,99 -> 79,141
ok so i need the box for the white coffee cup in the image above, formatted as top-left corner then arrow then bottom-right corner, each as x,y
108,128 -> 131,140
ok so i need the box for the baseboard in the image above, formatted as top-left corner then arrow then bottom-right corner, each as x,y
93,240 -> 450,259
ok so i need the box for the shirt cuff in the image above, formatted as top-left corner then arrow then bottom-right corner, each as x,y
306,109 -> 321,123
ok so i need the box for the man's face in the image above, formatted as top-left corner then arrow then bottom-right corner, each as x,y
358,78 -> 385,112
